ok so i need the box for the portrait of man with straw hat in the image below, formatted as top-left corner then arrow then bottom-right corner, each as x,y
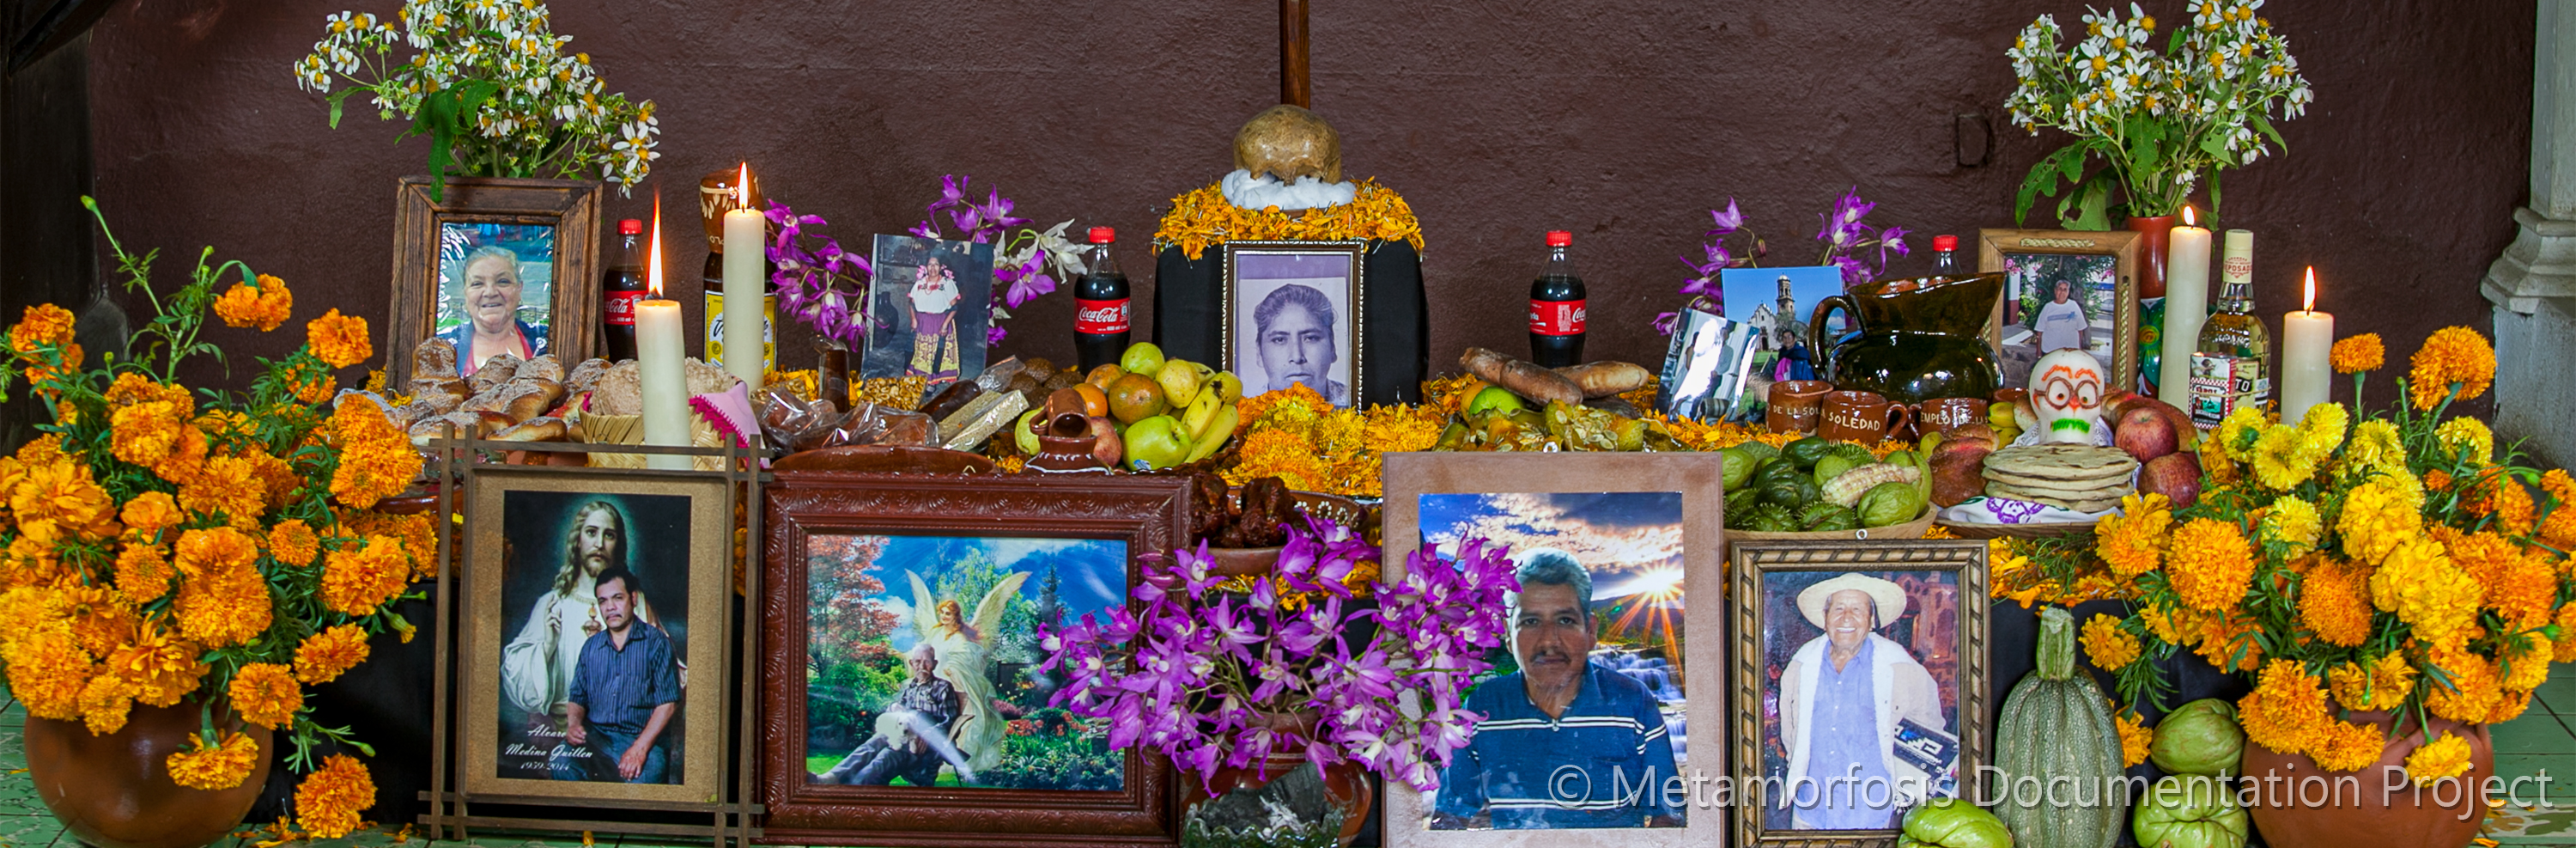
1773,572 -> 1945,830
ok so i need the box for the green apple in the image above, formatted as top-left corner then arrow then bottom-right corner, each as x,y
1012,408 -> 1043,455
1181,389 -> 1222,439
1119,342 -> 1166,378
1184,406 -> 1239,464
1211,370 -> 1244,405
1465,385 -> 1526,417
1122,414 -> 1191,471
1156,359 -> 1205,407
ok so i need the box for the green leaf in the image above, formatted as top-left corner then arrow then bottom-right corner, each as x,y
325,88 -> 358,130
2207,168 -> 2223,223
2015,143 -> 2093,226
2251,113 -> 2287,150
2060,171 -> 2113,230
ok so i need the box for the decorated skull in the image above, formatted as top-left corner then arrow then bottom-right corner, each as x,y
2031,348 -> 2109,444
1232,104 -> 1342,184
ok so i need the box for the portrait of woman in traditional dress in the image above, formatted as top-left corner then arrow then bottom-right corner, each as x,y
903,258 -> 963,381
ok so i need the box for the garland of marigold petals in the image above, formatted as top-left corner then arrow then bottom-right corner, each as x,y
1152,180 -> 1424,260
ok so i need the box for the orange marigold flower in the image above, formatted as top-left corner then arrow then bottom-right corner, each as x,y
227,662 -> 301,729
9,459 -> 118,540
63,584 -> 137,659
2310,719 -> 2388,772
2425,645 -> 2504,724
326,401 -> 417,510
2299,558 -> 2374,648
119,491 -> 184,540
291,753 -> 376,839
149,427 -> 210,485
320,535 -> 410,617
179,455 -> 265,528
2093,492 -> 2171,577
8,303 -> 74,354
267,519 -> 321,568
2541,469 -> 2576,551
2491,688 -> 2537,723
2331,333 -> 2385,374
3,627 -> 93,721
2408,326 -> 2496,411
171,528 -> 271,648
2403,731 -> 2473,786
105,372 -> 191,412
109,400 -> 187,467
2327,653 -> 2415,712
113,543 -> 174,604
2239,660 -> 2332,755
166,730 -> 259,791
2116,711 -> 2153,767
211,275 -> 293,331
172,526 -> 258,576
104,620 -> 208,708
2423,469 -> 2452,491
2081,613 -> 2142,671
306,309 -> 372,369
76,672 -> 135,735
295,624 -> 370,685
2372,536 -> 2481,649
2555,601 -> 2576,663
2166,518 -> 2256,611
2190,609 -> 2265,672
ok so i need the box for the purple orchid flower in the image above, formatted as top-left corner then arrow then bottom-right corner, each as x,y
1707,198 -> 1745,235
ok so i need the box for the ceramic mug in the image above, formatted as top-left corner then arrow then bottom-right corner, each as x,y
1917,397 -> 1990,435
1765,381 -> 1833,434
1820,390 -> 1914,443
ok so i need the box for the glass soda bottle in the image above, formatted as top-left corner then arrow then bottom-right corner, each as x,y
601,218 -> 647,361
1073,227 -> 1131,372
1528,230 -> 1586,368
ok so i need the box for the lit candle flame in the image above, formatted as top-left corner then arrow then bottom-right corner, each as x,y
2303,265 -> 2316,313
736,162 -> 750,208
2182,204 -> 2197,227
648,194 -> 664,298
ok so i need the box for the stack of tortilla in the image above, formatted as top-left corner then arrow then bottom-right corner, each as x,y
1980,444 -> 2138,512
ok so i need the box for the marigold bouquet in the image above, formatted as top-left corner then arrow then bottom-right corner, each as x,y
0,201 -> 428,836
2005,326 -> 2573,783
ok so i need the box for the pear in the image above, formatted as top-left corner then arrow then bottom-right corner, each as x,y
1184,406 -> 1239,464
1119,342 -> 1166,378
1012,407 -> 1043,455
1210,371 -> 1244,405
1156,359 -> 1205,408
1181,389 -> 1222,440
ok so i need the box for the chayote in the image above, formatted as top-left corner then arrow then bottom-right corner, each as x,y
2150,699 -> 2246,777
2131,776 -> 2248,848
1898,797 -> 2014,848
1857,480 -> 1928,527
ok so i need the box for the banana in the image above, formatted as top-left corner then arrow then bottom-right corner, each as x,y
1184,406 -> 1239,464
1182,391 -> 1222,439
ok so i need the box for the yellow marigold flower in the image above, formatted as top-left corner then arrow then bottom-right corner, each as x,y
2239,659 -> 2331,755
326,401 -> 419,510
113,543 -> 174,604
2327,654 -> 2415,711
3,627 -> 93,721
2343,419 -> 2408,479
2261,496 -> 2322,555
2137,602 -> 2184,644
305,308 -> 372,369
321,536 -> 410,617
2409,326 -> 2496,411
2208,406 -> 2269,462
2434,417 -> 2494,466
166,730 -> 260,790
2296,402 -> 2348,457
119,491 -> 184,540
2251,424 -> 2320,491
105,621 -> 207,708
267,519 -> 320,568
76,672 -> 135,735
227,662 -> 302,729
2081,613 -> 2142,671
7,303 -> 74,355
211,276 -> 293,332
2372,536 -> 2480,648
2501,630 -> 2554,692
2117,711 -> 2153,767
295,624 -> 371,685
2425,645 -> 2503,723
179,455 -> 265,528
2298,558 -> 2375,648
2166,518 -> 2255,611
292,753 -> 376,839
2403,731 -> 2473,786
2331,333 -> 2385,374
2310,719 -> 2388,772
2339,472 -> 2426,565
1224,427 -> 1330,492
2093,492 -> 2171,577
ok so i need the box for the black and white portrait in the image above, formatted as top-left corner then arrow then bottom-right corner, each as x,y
1228,247 -> 1360,408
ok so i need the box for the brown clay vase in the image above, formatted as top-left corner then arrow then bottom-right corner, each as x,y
2239,711 -> 2490,848
1186,714 -> 1374,847
2126,214 -> 2176,299
26,702 -> 275,848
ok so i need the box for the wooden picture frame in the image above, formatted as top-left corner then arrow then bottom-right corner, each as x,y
760,472 -> 1194,847
389,175 -> 603,386
1729,540 -> 1989,848
1223,240 -> 1367,409
1976,229 -> 2140,393
1379,452 -> 1728,847
457,466 -> 736,803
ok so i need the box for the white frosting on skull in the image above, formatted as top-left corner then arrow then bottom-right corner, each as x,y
2031,348 -> 2110,444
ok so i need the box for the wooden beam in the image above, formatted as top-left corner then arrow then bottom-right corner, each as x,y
1279,0 -> 1309,108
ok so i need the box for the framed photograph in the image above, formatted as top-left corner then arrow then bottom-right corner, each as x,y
761,473 -> 1192,847
388,176 -> 601,385
1717,266 -> 1855,423
1977,229 -> 2141,392
1730,540 -> 1989,848
1380,452 -> 1726,847
1223,241 -> 1365,408
459,468 -> 733,802
864,235 -> 997,385
1656,307 -> 1766,424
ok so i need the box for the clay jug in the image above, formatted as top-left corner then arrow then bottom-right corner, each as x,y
1808,272 -> 2006,404
2239,711 -> 2491,848
25,702 -> 275,848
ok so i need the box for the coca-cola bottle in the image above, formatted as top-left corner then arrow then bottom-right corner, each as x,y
601,218 -> 647,361
1528,230 -> 1586,367
1929,234 -> 1963,279
1074,226 -> 1131,372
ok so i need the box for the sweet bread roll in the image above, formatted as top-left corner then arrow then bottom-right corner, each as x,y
386,401 -> 438,430
518,354 -> 566,383
410,378 -> 473,413
501,379 -> 565,422
566,358 -> 612,395
683,357 -> 738,396
593,362 -> 644,416
470,353 -> 524,392
458,387 -> 512,415
414,339 -> 459,379
490,417 -> 568,442
408,412 -> 480,445
471,411 -> 517,437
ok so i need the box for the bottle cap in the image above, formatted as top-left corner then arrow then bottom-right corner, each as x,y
1089,226 -> 1115,244
619,219 -> 644,235
1932,235 -> 1958,252
1546,230 -> 1572,247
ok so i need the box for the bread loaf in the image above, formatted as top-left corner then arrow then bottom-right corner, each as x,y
471,411 -> 517,437
592,362 -> 644,416
490,417 -> 568,442
565,358 -> 611,395
470,353 -> 524,392
683,357 -> 738,396
408,412 -> 480,445
518,354 -> 565,383
500,379 -> 565,422
414,339 -> 459,379
410,378 -> 473,413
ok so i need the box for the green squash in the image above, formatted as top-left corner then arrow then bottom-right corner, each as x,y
1991,607 -> 2124,848
2148,699 -> 2245,777
1781,436 -> 1836,470
1898,797 -> 2014,848
2131,776 -> 2248,848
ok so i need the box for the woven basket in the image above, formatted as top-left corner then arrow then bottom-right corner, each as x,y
580,412 -> 726,470
1724,505 -> 1936,546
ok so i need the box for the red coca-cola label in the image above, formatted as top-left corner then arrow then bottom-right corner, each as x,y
1529,299 -> 1587,336
1076,298 -> 1131,334
604,290 -> 645,326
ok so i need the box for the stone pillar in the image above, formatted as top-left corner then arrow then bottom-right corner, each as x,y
2486,1 -> 2576,470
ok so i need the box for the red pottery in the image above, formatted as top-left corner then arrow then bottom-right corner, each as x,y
2239,711 -> 2491,848
25,702 -> 275,848
2126,214 -> 2177,299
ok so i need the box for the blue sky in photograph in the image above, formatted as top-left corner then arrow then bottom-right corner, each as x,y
865,535 -> 1126,653
1418,491 -> 1685,600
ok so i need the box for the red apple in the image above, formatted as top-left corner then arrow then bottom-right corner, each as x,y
2114,406 -> 2179,462
2139,452 -> 2202,509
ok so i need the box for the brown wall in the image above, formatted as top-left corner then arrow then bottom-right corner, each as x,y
87,1 -> 2532,392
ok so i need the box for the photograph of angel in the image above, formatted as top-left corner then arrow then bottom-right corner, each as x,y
801,533 -> 1129,792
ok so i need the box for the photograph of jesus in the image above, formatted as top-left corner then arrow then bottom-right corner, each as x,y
1765,572 -> 1952,831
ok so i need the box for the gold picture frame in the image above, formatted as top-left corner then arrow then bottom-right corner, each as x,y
1222,240 -> 1368,409
1977,229 -> 2142,394
1729,540 -> 1990,848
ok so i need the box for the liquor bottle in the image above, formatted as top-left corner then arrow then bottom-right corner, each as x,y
2189,229 -> 2270,429
700,168 -> 775,372
1073,227 -> 1130,372
1528,230 -> 1586,368
601,219 -> 647,361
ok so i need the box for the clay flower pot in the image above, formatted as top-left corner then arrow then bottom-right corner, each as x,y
2239,711 -> 2491,848
2126,213 -> 2177,299
25,702 -> 275,848
1185,713 -> 1374,847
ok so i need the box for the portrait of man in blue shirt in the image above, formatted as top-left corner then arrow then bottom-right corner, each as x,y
1431,550 -> 1682,830
562,564 -> 683,784
1774,572 -> 1945,830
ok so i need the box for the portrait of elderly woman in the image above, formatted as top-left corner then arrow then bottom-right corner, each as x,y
1759,570 -> 1960,832
1229,248 -> 1358,407
436,223 -> 556,375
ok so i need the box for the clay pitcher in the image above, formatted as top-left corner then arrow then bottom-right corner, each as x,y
1808,273 -> 2007,404
26,702 -> 275,848
2239,711 -> 2492,848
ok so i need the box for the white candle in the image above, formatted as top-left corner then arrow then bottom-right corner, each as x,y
2280,266 -> 2334,427
2158,206 -> 2212,408
720,162 -> 768,388
639,198 -> 692,470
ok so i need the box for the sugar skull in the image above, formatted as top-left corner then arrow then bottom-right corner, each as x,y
2031,348 -> 2108,444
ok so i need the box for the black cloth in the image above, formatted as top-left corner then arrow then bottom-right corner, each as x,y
1153,240 -> 1426,406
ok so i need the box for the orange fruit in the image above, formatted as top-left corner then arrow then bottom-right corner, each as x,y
1106,372 -> 1169,424
1073,383 -> 1109,418
1085,363 -> 1125,392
